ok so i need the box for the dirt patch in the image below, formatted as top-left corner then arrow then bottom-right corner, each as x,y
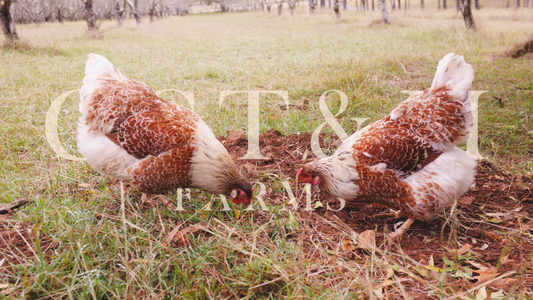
221,129 -> 533,293
0,218 -> 57,275
508,36 -> 533,59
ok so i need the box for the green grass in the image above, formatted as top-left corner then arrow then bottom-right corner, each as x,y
1,6 -> 532,299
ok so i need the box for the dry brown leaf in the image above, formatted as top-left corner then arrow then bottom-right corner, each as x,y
358,230 -> 375,250
492,278 -> 517,291
498,254 -> 514,266
474,267 -> 499,285
340,238 -> 356,252
456,243 -> 473,256
460,196 -> 476,205
503,210 -> 528,220
476,286 -> 488,300
163,224 -> 206,247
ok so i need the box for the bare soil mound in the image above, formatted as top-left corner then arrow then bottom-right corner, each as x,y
221,129 -> 533,290
509,36 -> 533,59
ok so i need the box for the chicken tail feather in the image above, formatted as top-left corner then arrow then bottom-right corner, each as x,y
430,53 -> 474,102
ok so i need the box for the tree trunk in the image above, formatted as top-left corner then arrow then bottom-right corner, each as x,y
309,0 -> 317,13
515,0 -> 520,8
379,0 -> 391,24
133,0 -> 141,23
278,3 -> 282,14
320,0 -> 325,7
343,0 -> 347,9
83,0 -> 97,31
443,0 -> 447,8
333,0 -> 341,16
390,0 -> 395,10
0,0 -> 19,42
115,0 -> 125,26
372,0 -> 375,10
398,0 -> 401,9
460,0 -> 476,30
421,0 -> 424,9
149,7 -> 155,21
475,0 -> 479,8
288,1 -> 295,14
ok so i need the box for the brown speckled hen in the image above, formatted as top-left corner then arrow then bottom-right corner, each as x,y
297,53 -> 477,239
77,54 -> 253,205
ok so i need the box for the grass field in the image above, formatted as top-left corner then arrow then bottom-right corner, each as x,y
0,5 -> 532,299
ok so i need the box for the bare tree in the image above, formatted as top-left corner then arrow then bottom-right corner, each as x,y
287,0 -> 296,14
459,0 -> 476,30
320,0 -> 324,7
333,0 -> 340,17
309,0 -> 317,13
115,0 -> 126,25
390,0 -> 395,10
443,0 -> 447,8
420,0 -> 424,9
264,0 -> 273,11
124,0 -> 141,23
275,0 -> 283,14
148,0 -> 163,21
80,0 -> 97,31
0,0 -> 18,42
379,0 -> 390,24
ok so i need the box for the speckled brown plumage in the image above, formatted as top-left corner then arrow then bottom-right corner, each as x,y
299,53 -> 477,236
77,54 -> 253,201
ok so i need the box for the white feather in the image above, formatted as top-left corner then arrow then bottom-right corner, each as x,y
77,123 -> 137,181
430,53 -> 474,102
405,147 -> 477,220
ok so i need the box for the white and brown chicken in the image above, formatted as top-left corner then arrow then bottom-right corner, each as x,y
297,53 -> 477,238
77,54 -> 253,205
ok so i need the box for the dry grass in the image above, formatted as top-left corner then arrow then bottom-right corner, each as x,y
0,5 -> 532,299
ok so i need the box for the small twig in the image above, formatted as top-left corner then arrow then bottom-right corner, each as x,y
0,198 -> 32,214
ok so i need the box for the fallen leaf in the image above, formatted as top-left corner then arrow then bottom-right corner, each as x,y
288,211 -> 298,224
340,238 -> 355,252
490,290 -> 505,299
358,230 -> 375,250
0,287 -> 13,296
234,209 -> 241,219
499,254 -> 514,266
476,286 -> 488,300
492,278 -> 517,291
425,265 -> 444,273
163,224 -> 205,247
460,196 -> 476,205
384,265 -> 394,279
474,266 -> 499,285
456,243 -> 473,256
314,201 -> 323,209
503,210 -> 528,220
